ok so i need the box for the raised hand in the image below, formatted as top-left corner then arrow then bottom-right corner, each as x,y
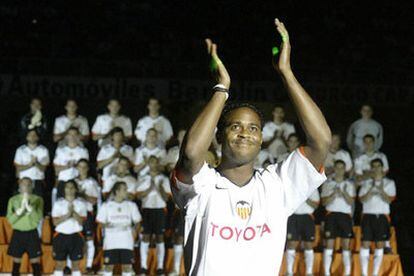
272,18 -> 291,74
205,38 -> 231,89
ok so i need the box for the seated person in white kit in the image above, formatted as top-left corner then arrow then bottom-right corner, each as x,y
97,181 -> 142,276
52,180 -> 88,276
321,160 -> 356,276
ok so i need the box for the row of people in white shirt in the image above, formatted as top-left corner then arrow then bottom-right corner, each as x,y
255,131 -> 389,186
285,158 -> 396,276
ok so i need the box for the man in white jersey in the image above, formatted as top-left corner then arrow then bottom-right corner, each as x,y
358,159 -> 396,276
97,127 -> 134,182
52,180 -> 88,276
103,157 -> 137,199
170,19 -> 331,276
14,129 -> 50,197
321,160 -> 356,276
75,159 -> 100,274
92,99 -> 133,147
137,156 -> 172,275
135,98 -> 174,146
346,105 -> 383,157
354,134 -> 389,182
53,127 -> 89,201
262,105 -> 295,159
285,190 -> 319,276
134,128 -> 167,177
97,181 -> 142,276
324,133 -> 353,177
53,99 -> 90,144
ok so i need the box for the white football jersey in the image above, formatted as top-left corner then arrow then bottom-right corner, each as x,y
136,174 -> 171,209
354,151 -> 389,175
134,145 -> 167,176
294,190 -> 320,214
52,198 -> 88,234
359,178 -> 396,214
97,144 -> 134,181
171,147 -> 326,276
53,115 -> 90,137
96,200 -> 142,250
321,179 -> 356,214
54,145 -> 89,181
103,174 -> 137,195
346,118 -> 383,156
324,149 -> 353,172
262,121 -> 295,157
135,115 -> 173,145
14,144 -> 50,180
92,114 -> 133,146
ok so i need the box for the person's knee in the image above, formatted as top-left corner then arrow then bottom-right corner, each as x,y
55,261 -> 65,270
121,264 -> 132,272
175,235 -> 184,244
156,235 -> 164,243
376,241 -> 384,249
105,265 -> 114,272
304,242 -> 313,250
142,234 -> 150,242
71,260 -> 80,270
342,239 -> 350,250
287,241 -> 297,249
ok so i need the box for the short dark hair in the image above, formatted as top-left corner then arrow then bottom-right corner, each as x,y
217,102 -> 264,137
76,158 -> 89,166
111,127 -> 124,136
370,158 -> 383,167
334,159 -> 346,166
110,181 -> 127,196
363,134 -> 375,141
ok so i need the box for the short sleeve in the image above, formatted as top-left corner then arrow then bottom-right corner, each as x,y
354,156 -> 363,175
102,177 -> 115,193
39,148 -> 50,165
51,202 -> 63,217
53,148 -> 66,165
320,182 -> 332,197
309,190 -> 320,202
130,203 -> 142,224
14,148 -> 23,164
268,147 -> 327,216
162,177 -> 171,194
80,148 -> 89,160
77,201 -> 88,217
91,117 -> 102,134
135,118 -> 146,142
123,117 -> 133,137
283,123 -> 296,139
346,181 -> 356,197
134,149 -> 144,165
262,122 -> 274,142
162,118 -> 174,142
53,118 -> 62,134
136,177 -> 150,192
80,118 -> 90,136
171,162 -> 217,210
96,204 -> 108,224
97,147 -> 110,162
381,154 -> 390,173
385,180 -> 396,197
358,182 -> 370,197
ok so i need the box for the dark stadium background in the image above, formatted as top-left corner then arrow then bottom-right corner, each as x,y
0,0 -> 412,274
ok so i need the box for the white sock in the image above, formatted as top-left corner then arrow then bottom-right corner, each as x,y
53,271 -> 63,276
373,248 -> 384,275
173,244 -> 183,272
86,239 -> 95,268
66,257 -> 72,268
37,218 -> 43,237
385,240 -> 391,248
286,249 -> 296,274
323,249 -> 333,276
140,241 -> 149,269
342,250 -> 351,275
156,242 -> 165,269
304,249 -> 314,275
122,272 -> 132,276
103,271 -> 113,276
72,271 -> 81,276
359,248 -> 370,276
51,187 -> 57,207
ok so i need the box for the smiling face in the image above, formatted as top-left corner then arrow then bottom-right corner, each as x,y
221,107 -> 262,166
